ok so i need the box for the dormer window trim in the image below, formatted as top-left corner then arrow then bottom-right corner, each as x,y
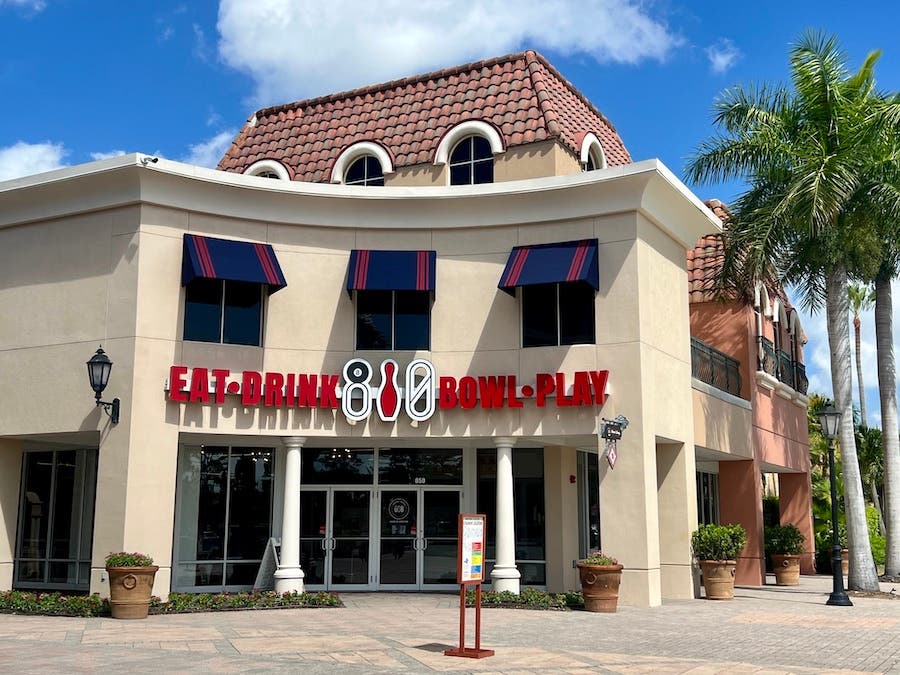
579,132 -> 607,171
245,159 -> 290,181
434,120 -> 505,168
331,142 -> 394,184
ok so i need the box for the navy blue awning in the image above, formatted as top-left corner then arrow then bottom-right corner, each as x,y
182,234 -> 287,294
498,239 -> 599,295
346,250 -> 436,295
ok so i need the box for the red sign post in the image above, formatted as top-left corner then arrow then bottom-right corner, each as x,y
444,513 -> 494,659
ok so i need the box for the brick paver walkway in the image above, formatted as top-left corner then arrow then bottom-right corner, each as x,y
0,575 -> 898,673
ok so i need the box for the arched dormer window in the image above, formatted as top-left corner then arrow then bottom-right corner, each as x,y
579,132 -> 607,172
245,159 -> 290,181
330,141 -> 394,185
434,120 -> 504,186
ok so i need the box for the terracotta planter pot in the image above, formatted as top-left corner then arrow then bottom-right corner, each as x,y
577,563 -> 623,612
771,554 -> 800,586
107,566 -> 158,619
700,560 -> 736,600
841,549 -> 849,577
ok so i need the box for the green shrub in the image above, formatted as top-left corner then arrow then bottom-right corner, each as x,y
154,591 -> 341,613
0,591 -> 109,617
764,524 -> 805,555
465,587 -> 572,609
578,550 -> 618,565
104,552 -> 154,567
691,523 -> 747,561
867,506 -> 886,566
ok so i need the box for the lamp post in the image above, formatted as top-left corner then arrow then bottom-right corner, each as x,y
86,346 -> 120,424
817,404 -> 851,606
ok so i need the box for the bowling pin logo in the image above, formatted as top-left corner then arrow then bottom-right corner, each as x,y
375,359 -> 401,421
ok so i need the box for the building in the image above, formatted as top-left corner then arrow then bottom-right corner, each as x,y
0,51 -> 810,608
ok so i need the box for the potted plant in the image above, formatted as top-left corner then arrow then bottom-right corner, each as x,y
691,524 -> 747,600
105,552 -> 158,619
765,524 -> 805,585
576,551 -> 623,612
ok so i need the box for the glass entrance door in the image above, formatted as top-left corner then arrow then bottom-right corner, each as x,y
300,488 -> 372,590
377,488 -> 460,590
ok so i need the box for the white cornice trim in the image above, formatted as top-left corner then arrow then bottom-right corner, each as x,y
692,378 -> 751,410
433,120 -> 505,165
0,157 -> 721,247
330,141 -> 394,183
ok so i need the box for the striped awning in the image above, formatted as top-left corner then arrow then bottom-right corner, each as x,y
181,234 -> 287,293
498,239 -> 598,295
346,250 -> 436,295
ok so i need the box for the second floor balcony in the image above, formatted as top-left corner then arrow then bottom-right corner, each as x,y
757,337 -> 808,397
691,337 -> 742,398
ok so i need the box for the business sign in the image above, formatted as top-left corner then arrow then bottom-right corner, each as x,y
167,358 -> 609,425
457,514 -> 487,584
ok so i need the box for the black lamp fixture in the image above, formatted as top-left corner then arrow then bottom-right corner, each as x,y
817,403 -> 851,606
86,346 -> 120,424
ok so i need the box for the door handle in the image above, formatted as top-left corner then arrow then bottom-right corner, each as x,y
320,538 -> 328,551
422,538 -> 428,551
328,537 -> 337,551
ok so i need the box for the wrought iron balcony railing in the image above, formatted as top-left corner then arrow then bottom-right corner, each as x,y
756,336 -> 808,395
691,337 -> 742,398
794,361 -> 809,395
758,337 -> 777,377
776,349 -> 795,388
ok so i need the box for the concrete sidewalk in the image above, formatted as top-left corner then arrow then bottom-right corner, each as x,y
0,575 -> 898,674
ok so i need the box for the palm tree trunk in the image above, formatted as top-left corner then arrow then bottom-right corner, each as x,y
855,314 -> 867,426
870,478 -> 886,536
826,265 -> 879,589
875,275 -> 900,575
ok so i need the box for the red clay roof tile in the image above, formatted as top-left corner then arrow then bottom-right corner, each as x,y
218,50 -> 630,182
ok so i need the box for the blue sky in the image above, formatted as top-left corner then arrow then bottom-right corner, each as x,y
2,0 -> 898,425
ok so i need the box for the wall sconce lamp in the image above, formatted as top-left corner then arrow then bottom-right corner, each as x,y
86,346 -> 120,424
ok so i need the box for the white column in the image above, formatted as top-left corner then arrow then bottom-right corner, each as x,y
491,436 -> 520,593
274,436 -> 306,593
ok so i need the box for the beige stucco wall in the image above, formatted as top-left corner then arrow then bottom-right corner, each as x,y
544,446 -> 580,592
385,140 -> 580,187
0,440 -> 23,590
0,157 -> 719,603
692,389 -> 753,457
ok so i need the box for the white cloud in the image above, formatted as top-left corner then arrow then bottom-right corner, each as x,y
90,149 -> 127,161
193,22 -> 211,62
705,38 -> 740,74
0,141 -> 66,181
181,130 -> 236,168
0,0 -> 46,11
217,0 -> 682,104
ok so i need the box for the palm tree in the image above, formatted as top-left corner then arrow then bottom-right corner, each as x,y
685,32 -> 900,590
874,254 -> 900,575
848,283 -> 875,426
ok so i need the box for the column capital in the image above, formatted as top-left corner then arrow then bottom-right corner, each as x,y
282,436 -> 306,449
493,436 -> 516,449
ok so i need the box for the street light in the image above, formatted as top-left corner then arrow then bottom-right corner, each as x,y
817,403 -> 851,606
86,346 -> 120,424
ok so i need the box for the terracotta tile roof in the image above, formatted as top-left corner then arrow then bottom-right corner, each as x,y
688,199 -> 793,311
218,50 -> 631,182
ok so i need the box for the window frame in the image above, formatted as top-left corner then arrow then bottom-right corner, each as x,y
354,289 -> 431,351
344,155 -> 385,186
520,282 -> 596,348
448,135 -> 494,186
183,278 -> 266,347
245,159 -> 290,180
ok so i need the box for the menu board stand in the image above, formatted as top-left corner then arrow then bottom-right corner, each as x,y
444,513 -> 494,659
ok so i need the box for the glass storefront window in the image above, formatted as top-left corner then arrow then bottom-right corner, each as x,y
301,448 -> 375,484
577,450 -> 600,556
476,447 -> 546,586
378,449 -> 462,485
15,449 -> 97,591
173,446 -> 273,591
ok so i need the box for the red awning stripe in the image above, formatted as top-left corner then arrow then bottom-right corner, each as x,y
193,235 -> 217,278
566,241 -> 589,282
